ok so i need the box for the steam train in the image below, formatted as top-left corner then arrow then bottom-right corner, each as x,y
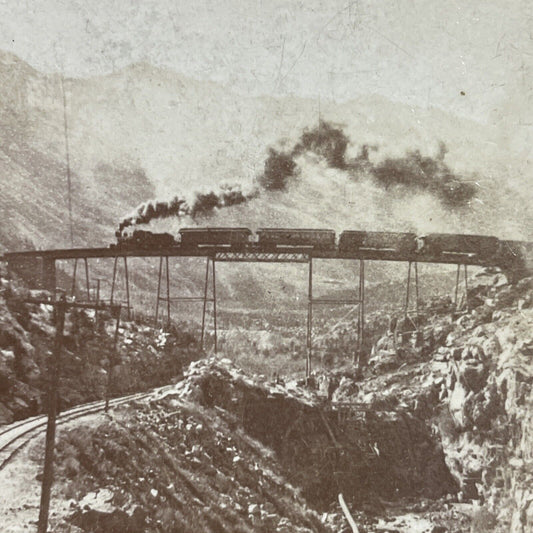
112,227 -> 531,275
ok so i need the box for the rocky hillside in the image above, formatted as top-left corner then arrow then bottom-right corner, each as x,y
317,270 -> 533,532
439,277 -> 533,532
0,264 -> 203,424
1,265 -> 532,531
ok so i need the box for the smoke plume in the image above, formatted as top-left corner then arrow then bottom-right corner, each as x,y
256,120 -> 477,208
119,183 -> 249,232
257,148 -> 298,191
256,120 -> 348,191
293,120 -> 349,169
369,143 -> 477,208
119,120 -> 478,233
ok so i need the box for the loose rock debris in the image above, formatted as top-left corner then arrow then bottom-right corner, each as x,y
1,270 -> 533,532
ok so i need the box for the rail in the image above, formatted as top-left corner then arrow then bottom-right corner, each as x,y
0,386 -> 173,471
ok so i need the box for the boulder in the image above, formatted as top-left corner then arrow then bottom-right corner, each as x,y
0,360 -> 13,393
70,508 -> 145,533
482,336 -> 501,360
331,376 -> 359,402
458,360 -> 488,394
449,381 -> 471,428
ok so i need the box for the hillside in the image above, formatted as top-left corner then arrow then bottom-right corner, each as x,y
2,50 -> 532,244
1,269 -> 532,531
1,49 -> 532,312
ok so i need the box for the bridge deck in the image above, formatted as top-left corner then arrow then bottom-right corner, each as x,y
2,245 -> 495,266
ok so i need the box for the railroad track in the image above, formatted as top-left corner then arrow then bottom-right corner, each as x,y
0,386 -> 173,471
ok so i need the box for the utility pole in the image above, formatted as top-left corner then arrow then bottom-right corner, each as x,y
4,295 -> 123,533
60,76 -> 74,248
105,304 -> 122,412
37,296 -> 66,533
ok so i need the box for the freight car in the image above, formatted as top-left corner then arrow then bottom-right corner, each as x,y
179,227 -> 252,248
256,228 -> 336,250
338,231 -> 417,255
416,233 -> 499,261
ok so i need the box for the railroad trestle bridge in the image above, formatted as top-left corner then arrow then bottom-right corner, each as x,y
2,230 -> 528,376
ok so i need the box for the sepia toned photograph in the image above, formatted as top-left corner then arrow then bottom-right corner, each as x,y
0,1 -> 532,531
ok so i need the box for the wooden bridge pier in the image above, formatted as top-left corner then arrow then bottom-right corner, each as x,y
306,257 -> 365,378
69,258 -> 91,301
110,256 -> 131,320
5,255 -> 57,293
403,261 -> 420,333
454,263 -> 469,312
154,255 -> 218,353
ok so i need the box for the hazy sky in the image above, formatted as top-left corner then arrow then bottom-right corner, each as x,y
1,0 -> 532,123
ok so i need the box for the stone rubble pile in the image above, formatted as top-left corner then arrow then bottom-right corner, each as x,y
52,379 -> 329,533
296,270 -> 533,531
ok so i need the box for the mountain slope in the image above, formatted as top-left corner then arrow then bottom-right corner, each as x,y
1,50 -> 532,309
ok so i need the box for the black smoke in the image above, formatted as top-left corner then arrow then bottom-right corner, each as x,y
119,184 -> 249,233
257,120 -> 347,191
293,120 -> 349,169
257,121 -> 477,207
369,145 -> 477,208
119,197 -> 188,232
190,184 -> 248,218
258,148 -> 297,191
119,121 -> 477,232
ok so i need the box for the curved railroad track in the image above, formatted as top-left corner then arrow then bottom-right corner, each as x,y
0,386 -> 173,471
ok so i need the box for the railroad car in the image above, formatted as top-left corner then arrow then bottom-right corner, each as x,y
114,230 -> 178,250
179,227 -> 252,248
417,233 -> 499,261
256,228 -> 336,250
338,231 -> 417,254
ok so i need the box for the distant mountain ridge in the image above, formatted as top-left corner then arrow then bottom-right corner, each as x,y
1,49 -> 531,306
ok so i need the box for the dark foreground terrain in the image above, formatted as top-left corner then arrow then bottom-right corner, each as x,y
1,269 -> 533,532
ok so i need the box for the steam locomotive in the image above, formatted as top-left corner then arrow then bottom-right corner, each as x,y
113,230 -> 178,250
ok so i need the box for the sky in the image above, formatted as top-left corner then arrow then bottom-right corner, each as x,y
0,0 -> 532,123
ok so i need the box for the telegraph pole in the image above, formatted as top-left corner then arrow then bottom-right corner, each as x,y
4,295 -> 123,533
105,304 -> 122,412
37,296 -> 66,533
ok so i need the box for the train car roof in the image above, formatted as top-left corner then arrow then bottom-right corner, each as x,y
179,227 -> 252,232
422,232 -> 498,238
257,227 -> 336,232
340,230 -> 416,235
